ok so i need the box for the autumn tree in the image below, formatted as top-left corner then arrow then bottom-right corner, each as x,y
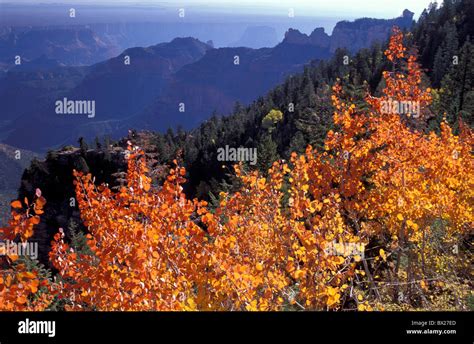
1,28 -> 471,312
0,190 -> 54,310
323,27 -> 473,309
50,146 -> 209,310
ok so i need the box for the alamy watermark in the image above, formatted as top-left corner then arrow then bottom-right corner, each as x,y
324,241 -> 365,259
380,98 -> 420,118
0,240 -> 38,260
55,97 -> 96,118
18,318 -> 55,338
217,145 -> 257,165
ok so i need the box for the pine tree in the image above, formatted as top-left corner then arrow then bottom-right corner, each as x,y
257,133 -> 279,171
439,39 -> 474,126
78,137 -> 88,157
433,22 -> 459,87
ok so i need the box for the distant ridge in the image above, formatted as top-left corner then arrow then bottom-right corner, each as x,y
0,10 -> 414,151
283,9 -> 415,53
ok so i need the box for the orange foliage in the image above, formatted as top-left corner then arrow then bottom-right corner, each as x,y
0,190 -> 53,311
50,148 -> 209,310
1,28 -> 472,311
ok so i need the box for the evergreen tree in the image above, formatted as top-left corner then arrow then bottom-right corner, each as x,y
433,22 -> 459,87
94,137 -> 102,150
439,39 -> 474,126
78,137 -> 88,157
257,133 -> 279,172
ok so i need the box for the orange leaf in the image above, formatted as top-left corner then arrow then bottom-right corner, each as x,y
11,200 -> 22,209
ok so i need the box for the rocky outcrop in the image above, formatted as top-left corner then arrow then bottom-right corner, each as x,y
282,9 -> 414,53
330,9 -> 414,52
309,28 -> 331,49
283,28 -> 313,45
282,27 -> 330,48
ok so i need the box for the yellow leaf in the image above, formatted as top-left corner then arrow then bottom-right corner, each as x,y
295,270 -> 306,279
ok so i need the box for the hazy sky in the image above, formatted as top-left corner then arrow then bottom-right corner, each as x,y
1,0 -> 435,18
